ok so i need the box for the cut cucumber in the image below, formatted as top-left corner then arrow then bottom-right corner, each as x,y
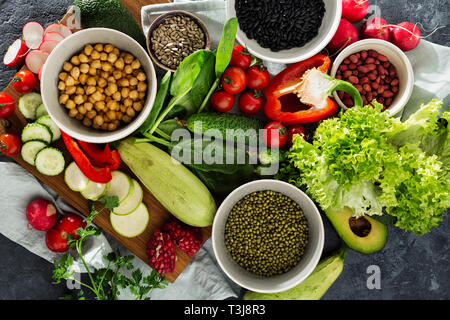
36,115 -> 61,142
81,180 -> 110,201
64,162 -> 89,192
21,140 -> 48,166
35,103 -> 48,119
105,171 -> 133,204
112,179 -> 143,216
21,123 -> 53,144
35,147 -> 65,176
110,202 -> 149,238
18,92 -> 42,120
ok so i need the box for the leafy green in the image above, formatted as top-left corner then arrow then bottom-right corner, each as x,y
190,52 -> 216,107
280,100 -> 449,236
52,196 -> 168,300
215,17 -> 238,79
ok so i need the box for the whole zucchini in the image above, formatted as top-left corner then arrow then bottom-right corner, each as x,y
118,138 -> 217,227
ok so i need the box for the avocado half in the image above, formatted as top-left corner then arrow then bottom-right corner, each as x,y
325,207 -> 387,254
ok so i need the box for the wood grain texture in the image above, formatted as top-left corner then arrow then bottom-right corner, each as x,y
5,0 -> 212,283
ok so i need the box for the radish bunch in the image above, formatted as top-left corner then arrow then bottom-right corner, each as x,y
4,22 -> 72,79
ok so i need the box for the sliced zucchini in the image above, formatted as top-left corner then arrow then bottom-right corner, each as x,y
18,92 -> 42,120
112,179 -> 143,216
110,202 -> 149,238
36,115 -> 61,142
21,140 -> 48,166
64,162 -> 89,192
105,171 -> 133,204
81,180 -> 110,201
21,123 -> 53,144
35,147 -> 65,176
35,103 -> 48,119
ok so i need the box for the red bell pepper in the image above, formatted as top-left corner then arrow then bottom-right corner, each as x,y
60,131 -> 112,184
78,140 -> 121,170
264,54 -> 363,125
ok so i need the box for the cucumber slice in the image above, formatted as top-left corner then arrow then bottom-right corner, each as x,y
21,123 -> 53,144
110,202 -> 149,238
35,147 -> 65,176
81,180 -> 110,201
21,140 -> 48,166
36,115 -> 61,142
35,103 -> 48,119
64,162 -> 89,192
18,92 -> 42,120
112,179 -> 143,216
105,171 -> 133,204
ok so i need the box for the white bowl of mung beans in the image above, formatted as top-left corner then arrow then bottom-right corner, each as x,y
40,28 -> 157,143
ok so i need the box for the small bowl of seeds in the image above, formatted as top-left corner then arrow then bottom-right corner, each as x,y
147,11 -> 210,72
212,180 -> 325,293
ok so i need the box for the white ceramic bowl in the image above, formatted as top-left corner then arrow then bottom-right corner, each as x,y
41,28 -> 157,143
330,39 -> 414,117
226,0 -> 342,64
212,180 -> 324,293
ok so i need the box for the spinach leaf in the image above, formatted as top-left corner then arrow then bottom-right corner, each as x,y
158,119 -> 185,137
190,52 -> 216,107
215,17 -> 238,78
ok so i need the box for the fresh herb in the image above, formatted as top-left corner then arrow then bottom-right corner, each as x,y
52,196 -> 168,300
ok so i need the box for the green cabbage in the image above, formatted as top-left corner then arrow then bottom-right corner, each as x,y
281,100 -> 449,236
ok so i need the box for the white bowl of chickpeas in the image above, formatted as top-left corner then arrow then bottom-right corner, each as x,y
40,28 -> 157,143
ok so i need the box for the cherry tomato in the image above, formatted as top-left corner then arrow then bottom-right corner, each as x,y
0,133 -> 21,157
238,90 -> 263,115
13,70 -> 36,94
211,90 -> 235,113
45,213 -> 86,253
0,92 -> 16,118
246,64 -> 270,90
263,121 -> 288,149
287,124 -> 307,146
230,45 -> 252,70
222,66 -> 247,95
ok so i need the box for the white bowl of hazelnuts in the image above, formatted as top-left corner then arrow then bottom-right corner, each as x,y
41,28 -> 157,143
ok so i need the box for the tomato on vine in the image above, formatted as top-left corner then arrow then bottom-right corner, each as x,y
0,92 -> 16,118
246,64 -> 270,90
230,45 -> 252,70
221,66 -> 247,95
238,90 -> 263,115
13,70 -> 36,94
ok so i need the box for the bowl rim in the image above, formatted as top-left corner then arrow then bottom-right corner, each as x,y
41,27 -> 158,144
146,10 -> 211,72
330,38 -> 415,117
212,179 -> 325,293
226,0 -> 342,64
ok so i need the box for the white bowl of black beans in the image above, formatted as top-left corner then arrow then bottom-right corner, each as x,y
212,179 -> 325,293
330,39 -> 415,117
227,0 -> 342,64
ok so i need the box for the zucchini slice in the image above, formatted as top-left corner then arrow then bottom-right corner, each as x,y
80,180 -> 110,201
112,179 -> 143,216
64,162 -> 89,192
110,202 -> 149,238
35,147 -> 65,176
105,171 -> 133,204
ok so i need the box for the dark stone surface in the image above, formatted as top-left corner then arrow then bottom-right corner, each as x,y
0,0 -> 449,300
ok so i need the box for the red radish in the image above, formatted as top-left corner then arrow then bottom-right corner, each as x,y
3,39 -> 29,67
25,50 -> 49,74
43,32 -> 65,42
361,17 -> 391,41
326,18 -> 359,53
26,199 -> 58,231
39,40 -> 59,53
44,23 -> 72,38
342,0 -> 369,23
391,22 -> 421,51
22,22 -> 44,50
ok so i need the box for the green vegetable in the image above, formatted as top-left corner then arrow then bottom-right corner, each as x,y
243,245 -> 347,300
73,0 -> 146,47
190,53 -> 216,108
187,112 -> 264,146
52,196 -> 168,300
280,100 -> 449,236
118,138 -> 217,227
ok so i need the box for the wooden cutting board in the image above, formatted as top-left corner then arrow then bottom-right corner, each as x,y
3,0 -> 212,283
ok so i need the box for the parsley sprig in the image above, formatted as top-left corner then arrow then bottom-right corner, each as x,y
52,196 -> 168,300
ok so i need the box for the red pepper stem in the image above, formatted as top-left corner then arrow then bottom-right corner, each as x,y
325,76 -> 363,108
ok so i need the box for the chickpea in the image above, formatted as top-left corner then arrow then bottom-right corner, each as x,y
86,110 -> 97,119
70,67 -> 80,80
120,104 -> 127,113
75,113 -> 84,121
126,107 -> 136,118
101,123 -> 108,131
104,44 -> 114,53
79,73 -> 88,85
133,101 -> 143,112
85,86 -> 96,95
58,81 -> 66,91
138,92 -> 146,100
114,58 -> 125,70
122,115 -> 132,123
88,67 -> 97,76
112,48 -> 120,56
94,43 -> 104,52
137,82 -> 147,92
86,77 -> 97,86
74,95 -> 85,105
68,108 -> 78,117
79,63 -> 89,74
129,77 -> 138,86
100,52 -> 108,61
112,91 -> 121,101
92,123 -> 100,130
101,62 -> 112,72
84,45 -> 94,56
70,55 -> 81,66
82,117 -> 92,127
97,87 -> 104,94
59,72 -> 68,81
113,70 -> 122,80
97,78 -> 107,88
136,72 -> 146,82
107,53 -> 118,64
84,102 -> 94,111
100,71 -> 110,79
95,101 -> 106,111
65,86 -> 77,95
121,87 -> 130,99
106,110 -> 116,121
59,94 -> 69,105
78,105 -> 87,115
116,112 -> 123,121
77,53 -> 88,63
124,65 -> 133,75
107,100 -> 118,111
129,90 -> 139,100
94,115 -> 104,126
63,62 -> 73,72
118,78 -> 129,87
107,123 -> 116,131
107,83 -> 118,94
124,53 -> 134,64
131,59 -> 141,70
91,59 -> 101,69
91,50 -> 101,60
91,91 -> 103,102
124,98 -> 133,107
